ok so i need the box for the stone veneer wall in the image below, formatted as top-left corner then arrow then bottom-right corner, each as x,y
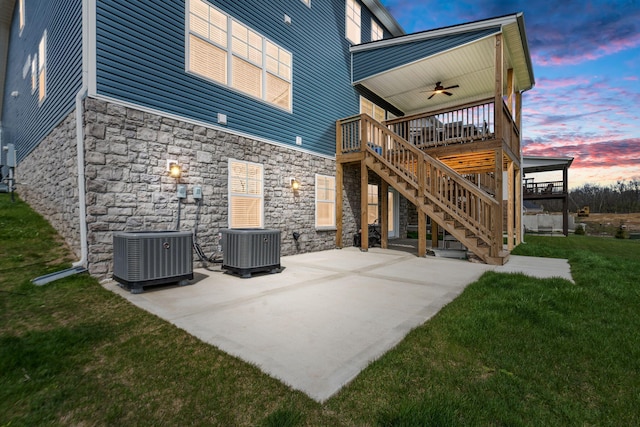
17,110 -> 82,259
83,98 -> 359,277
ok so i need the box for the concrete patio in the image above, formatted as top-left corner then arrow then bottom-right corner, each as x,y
103,246 -> 573,402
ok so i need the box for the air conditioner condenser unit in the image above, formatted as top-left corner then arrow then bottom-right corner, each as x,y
113,230 -> 193,293
221,229 -> 281,278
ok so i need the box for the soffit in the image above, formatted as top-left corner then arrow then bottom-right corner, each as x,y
352,13 -> 535,116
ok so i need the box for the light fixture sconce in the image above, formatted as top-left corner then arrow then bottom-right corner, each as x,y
168,161 -> 181,179
290,177 -> 300,191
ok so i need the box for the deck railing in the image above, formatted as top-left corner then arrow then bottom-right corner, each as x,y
523,179 -> 566,196
385,99 -> 495,149
338,114 -> 499,247
383,98 -> 520,154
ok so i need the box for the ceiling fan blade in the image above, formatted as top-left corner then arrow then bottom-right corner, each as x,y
428,93 -> 436,100
444,91 -> 453,96
443,85 -> 459,90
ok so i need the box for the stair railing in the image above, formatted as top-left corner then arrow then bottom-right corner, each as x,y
339,114 -> 499,248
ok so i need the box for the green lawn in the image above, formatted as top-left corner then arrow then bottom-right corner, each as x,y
2,193 -> 639,426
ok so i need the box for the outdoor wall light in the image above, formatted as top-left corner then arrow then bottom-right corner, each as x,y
290,178 -> 300,191
168,162 -> 182,179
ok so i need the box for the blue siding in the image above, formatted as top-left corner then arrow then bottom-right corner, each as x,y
352,27 -> 499,82
1,0 -> 83,162
95,0 -> 389,157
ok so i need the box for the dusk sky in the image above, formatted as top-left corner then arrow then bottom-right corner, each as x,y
379,0 -> 640,189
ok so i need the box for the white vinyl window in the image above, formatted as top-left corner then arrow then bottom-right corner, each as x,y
360,96 -> 385,122
19,0 -> 25,33
38,31 -> 47,102
229,159 -> 263,228
31,55 -> 37,94
345,0 -> 361,44
316,174 -> 336,228
367,184 -> 378,225
371,19 -> 383,41
187,0 -> 292,111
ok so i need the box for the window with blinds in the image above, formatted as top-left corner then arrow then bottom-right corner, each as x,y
187,0 -> 292,111
367,184 -> 378,225
38,31 -> 47,103
19,0 -> 25,33
315,174 -> 336,228
31,55 -> 37,94
229,159 -> 263,228
360,96 -> 385,122
345,0 -> 361,44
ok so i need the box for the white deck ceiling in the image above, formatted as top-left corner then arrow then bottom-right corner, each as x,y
352,14 -> 535,116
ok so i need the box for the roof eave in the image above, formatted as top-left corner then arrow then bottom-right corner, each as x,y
516,12 -> 535,91
362,0 -> 405,37
351,12 -> 522,53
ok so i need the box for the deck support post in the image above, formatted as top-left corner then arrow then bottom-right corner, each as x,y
431,219 -> 439,250
515,166 -> 522,245
381,180 -> 389,249
507,68 -> 514,116
359,118 -> 369,251
491,33 -> 505,258
563,164 -> 569,236
418,210 -> 427,257
360,161 -> 369,251
493,149 -> 504,258
336,162 -> 344,248
507,160 -> 515,250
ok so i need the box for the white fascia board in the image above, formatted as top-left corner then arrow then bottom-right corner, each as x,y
351,13 -> 520,53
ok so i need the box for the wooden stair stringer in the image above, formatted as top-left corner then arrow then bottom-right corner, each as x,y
364,150 -> 507,265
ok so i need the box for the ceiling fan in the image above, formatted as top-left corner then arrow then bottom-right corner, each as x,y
425,82 -> 460,99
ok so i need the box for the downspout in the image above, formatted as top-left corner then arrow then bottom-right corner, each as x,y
72,0 -> 90,268
72,83 -> 88,268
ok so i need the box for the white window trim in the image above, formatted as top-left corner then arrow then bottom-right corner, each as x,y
228,158 -> 264,229
300,0 -> 311,8
315,174 -> 336,230
186,0 -> 293,112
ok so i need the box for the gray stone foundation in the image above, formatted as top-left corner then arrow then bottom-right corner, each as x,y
18,97 -> 360,278
18,111 -> 82,259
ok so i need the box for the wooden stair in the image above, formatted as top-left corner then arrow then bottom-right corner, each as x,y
355,114 -> 508,265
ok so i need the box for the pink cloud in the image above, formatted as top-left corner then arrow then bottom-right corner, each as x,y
523,138 -> 640,170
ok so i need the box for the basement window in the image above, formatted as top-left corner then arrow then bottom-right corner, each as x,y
315,174 -> 336,229
229,159 -> 264,229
